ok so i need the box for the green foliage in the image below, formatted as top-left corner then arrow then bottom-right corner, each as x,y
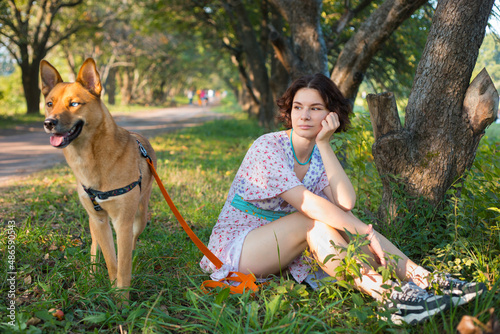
332,109 -> 382,214
0,68 -> 26,116
322,0 -> 432,101
322,229 -> 373,285
473,33 -> 500,88
421,130 -> 500,285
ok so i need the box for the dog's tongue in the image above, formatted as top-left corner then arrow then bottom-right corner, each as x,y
50,134 -> 65,147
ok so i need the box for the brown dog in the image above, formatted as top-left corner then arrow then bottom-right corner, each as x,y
40,58 -> 157,300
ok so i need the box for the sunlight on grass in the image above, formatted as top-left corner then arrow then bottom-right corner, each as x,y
0,113 -> 45,129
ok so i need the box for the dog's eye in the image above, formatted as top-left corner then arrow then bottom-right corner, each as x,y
70,102 -> 80,107
47,102 -> 53,108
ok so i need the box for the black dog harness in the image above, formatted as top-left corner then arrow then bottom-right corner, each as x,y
82,140 -> 150,211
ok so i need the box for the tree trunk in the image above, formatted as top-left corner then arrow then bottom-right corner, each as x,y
107,67 -> 117,105
269,0 -> 329,79
367,0 -> 498,222
229,52 -> 260,117
331,0 -> 427,101
268,7 -> 290,100
21,61 -> 42,114
62,46 -> 77,82
223,0 -> 275,127
270,54 -> 290,105
121,68 -> 133,105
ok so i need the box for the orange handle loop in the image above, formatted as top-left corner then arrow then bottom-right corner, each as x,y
146,159 -> 258,294
201,272 -> 259,294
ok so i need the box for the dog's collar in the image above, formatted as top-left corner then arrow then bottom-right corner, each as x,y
82,140 -> 150,211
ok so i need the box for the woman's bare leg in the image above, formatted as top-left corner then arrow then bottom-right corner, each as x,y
239,212 -> 311,277
239,213 -> 396,300
368,229 -> 431,288
306,220 -> 394,301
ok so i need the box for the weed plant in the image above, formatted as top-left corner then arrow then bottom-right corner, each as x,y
0,105 -> 498,333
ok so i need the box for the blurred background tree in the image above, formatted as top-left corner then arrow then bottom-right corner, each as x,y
0,0 -> 88,114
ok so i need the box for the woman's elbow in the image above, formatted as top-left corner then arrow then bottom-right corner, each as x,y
337,196 -> 356,212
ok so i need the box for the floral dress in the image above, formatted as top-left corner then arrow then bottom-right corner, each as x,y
200,131 -> 330,283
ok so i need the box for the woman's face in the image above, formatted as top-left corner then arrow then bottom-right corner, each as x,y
291,88 -> 329,139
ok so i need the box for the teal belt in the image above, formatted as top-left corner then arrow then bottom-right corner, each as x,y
231,194 -> 291,222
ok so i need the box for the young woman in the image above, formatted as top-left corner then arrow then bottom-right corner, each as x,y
200,73 -> 485,325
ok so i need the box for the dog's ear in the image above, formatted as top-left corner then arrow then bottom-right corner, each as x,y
40,60 -> 63,97
77,58 -> 102,97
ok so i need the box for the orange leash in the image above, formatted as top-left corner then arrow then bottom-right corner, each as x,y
145,158 -> 258,295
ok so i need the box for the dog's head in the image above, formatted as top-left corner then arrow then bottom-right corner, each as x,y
40,58 -> 103,148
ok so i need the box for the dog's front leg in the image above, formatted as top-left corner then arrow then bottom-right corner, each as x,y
113,215 -> 135,300
132,187 -> 152,249
89,214 -> 118,283
89,220 -> 100,276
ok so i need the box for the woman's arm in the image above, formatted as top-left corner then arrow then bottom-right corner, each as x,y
316,113 -> 356,211
281,185 -> 364,234
280,185 -> 386,266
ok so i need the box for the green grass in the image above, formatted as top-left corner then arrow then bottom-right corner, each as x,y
0,113 -> 45,130
485,121 -> 500,139
0,105 -> 499,333
106,104 -> 175,114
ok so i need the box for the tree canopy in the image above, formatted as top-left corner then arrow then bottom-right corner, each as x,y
1,1 -> 498,117
0,0 -> 439,116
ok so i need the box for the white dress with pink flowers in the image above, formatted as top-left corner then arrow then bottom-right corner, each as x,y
200,131 -> 331,284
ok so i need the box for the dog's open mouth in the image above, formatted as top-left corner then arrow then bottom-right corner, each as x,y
49,120 -> 84,148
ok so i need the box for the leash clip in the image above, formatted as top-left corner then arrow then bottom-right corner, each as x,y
137,140 -> 150,159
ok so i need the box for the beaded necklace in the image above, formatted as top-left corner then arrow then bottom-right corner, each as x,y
290,129 -> 315,165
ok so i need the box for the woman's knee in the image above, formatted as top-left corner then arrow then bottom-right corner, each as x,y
307,221 -> 344,242
306,221 -> 347,256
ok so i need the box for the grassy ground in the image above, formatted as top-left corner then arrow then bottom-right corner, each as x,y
1,104 -> 499,333
0,113 -> 45,130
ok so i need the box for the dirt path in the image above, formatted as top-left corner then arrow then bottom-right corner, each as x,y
0,105 -> 229,187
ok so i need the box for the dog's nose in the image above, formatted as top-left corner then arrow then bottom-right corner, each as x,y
44,118 -> 58,131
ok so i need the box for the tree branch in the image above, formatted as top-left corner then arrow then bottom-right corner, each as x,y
334,0 -> 374,34
464,68 -> 499,135
55,0 -> 84,11
33,0 -> 51,49
45,24 -> 84,53
6,0 -> 23,34
0,40 -> 21,64
366,91 -> 402,141
0,30 -> 21,47
331,0 -> 427,100
220,35 -> 242,54
268,23 -> 293,72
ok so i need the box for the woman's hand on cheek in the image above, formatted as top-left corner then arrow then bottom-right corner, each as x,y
316,112 -> 340,144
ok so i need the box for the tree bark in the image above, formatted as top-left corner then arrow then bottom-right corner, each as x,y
269,0 -> 329,79
21,62 -> 42,114
330,0 -> 427,101
268,7 -> 290,100
269,0 -> 425,102
120,68 -> 132,105
223,0 -> 275,127
107,67 -> 117,105
367,0 -> 498,222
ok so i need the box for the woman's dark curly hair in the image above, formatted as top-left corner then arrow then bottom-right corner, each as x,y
276,73 -> 352,132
